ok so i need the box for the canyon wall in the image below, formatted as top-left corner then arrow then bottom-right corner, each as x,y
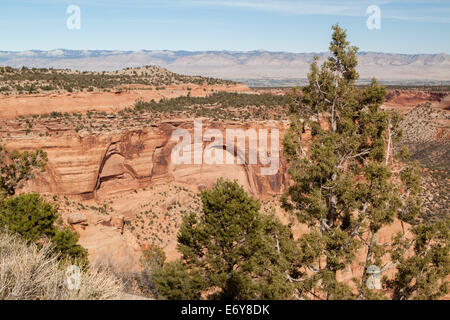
3,120 -> 289,199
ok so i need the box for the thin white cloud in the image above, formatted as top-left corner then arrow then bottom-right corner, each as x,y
185,0 -> 450,23
15,0 -> 450,23
188,0 -> 373,16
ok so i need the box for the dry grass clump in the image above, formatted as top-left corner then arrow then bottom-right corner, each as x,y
0,232 -> 124,300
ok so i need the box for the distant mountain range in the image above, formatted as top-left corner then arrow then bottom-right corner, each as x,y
1,50 -> 449,86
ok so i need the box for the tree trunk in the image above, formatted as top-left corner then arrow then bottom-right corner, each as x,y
327,173 -> 338,226
385,118 -> 392,165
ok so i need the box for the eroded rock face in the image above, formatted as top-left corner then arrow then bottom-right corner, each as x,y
4,120 -> 289,199
2,120 -> 291,270
384,90 -> 449,110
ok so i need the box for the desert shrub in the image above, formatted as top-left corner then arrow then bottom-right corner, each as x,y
0,145 -> 47,197
124,245 -> 167,298
51,228 -> 88,265
141,246 -> 166,270
152,261 -> 204,300
134,92 -> 287,113
0,193 -> 87,264
0,232 -> 123,300
0,193 -> 56,242
40,84 -> 54,91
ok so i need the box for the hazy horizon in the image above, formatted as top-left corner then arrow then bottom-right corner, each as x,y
2,49 -> 449,85
2,49 -> 450,55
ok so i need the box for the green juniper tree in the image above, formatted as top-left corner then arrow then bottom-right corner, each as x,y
282,24 -> 446,300
152,260 -> 204,300
0,193 -> 57,241
386,219 -> 449,300
0,145 -> 47,197
0,145 -> 87,264
155,179 -> 299,300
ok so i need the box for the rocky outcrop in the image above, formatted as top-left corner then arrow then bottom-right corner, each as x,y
384,90 -> 448,110
4,120 -> 289,199
67,213 -> 88,225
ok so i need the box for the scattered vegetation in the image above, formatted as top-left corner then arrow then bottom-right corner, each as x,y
0,232 -> 123,300
396,103 -> 449,223
0,92 -> 288,139
0,145 -> 47,197
0,25 -> 447,302
0,65 -> 234,95
0,146 -> 88,265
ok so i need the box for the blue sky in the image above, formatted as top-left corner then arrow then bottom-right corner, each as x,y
1,0 -> 449,53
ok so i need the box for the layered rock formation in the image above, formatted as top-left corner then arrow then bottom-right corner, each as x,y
3,120 -> 289,200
